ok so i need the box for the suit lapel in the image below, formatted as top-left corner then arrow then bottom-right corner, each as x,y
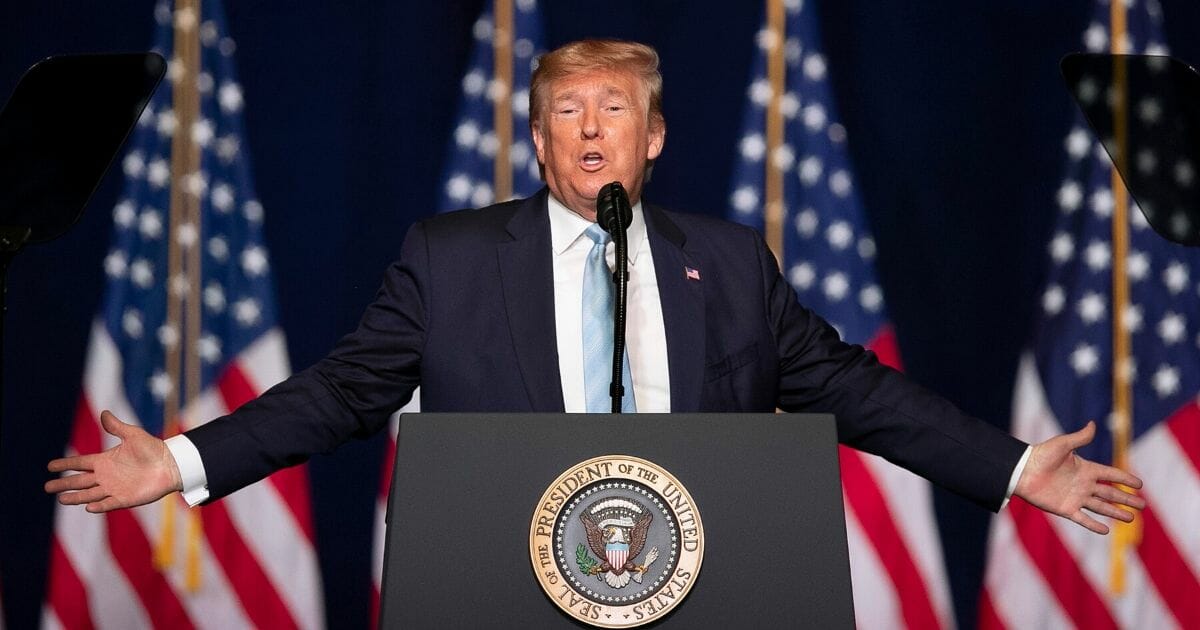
497,190 -> 566,412
644,205 -> 705,412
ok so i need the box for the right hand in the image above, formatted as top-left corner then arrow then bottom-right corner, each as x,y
45,410 -> 183,513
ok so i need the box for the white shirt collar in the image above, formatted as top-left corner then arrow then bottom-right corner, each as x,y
547,193 -> 647,266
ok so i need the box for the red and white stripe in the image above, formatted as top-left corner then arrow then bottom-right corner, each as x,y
842,447 -> 956,629
44,323 -> 324,630
607,549 -> 629,570
981,354 -> 1200,629
838,327 -> 956,629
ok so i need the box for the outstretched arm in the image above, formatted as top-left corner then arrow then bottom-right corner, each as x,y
45,411 -> 183,513
1014,420 -> 1145,534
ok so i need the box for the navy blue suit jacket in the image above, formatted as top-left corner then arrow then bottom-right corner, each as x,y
188,189 -> 1026,509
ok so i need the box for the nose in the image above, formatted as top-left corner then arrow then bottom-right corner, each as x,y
581,105 -> 601,139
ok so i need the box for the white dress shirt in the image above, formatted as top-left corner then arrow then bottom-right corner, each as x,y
547,195 -> 671,413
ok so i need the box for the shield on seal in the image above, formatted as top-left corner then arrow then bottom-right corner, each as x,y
606,542 -> 629,570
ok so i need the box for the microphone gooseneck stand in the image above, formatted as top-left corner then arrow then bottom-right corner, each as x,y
609,218 -> 629,413
596,181 -> 633,413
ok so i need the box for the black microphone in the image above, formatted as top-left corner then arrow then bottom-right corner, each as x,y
596,181 -> 633,234
595,181 -> 632,413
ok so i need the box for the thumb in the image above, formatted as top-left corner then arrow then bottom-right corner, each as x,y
99,410 -> 134,440
1063,419 -> 1097,450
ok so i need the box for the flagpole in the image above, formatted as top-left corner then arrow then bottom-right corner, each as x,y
181,0 -> 205,591
1107,0 -> 1140,596
764,0 -> 786,262
160,0 -> 204,591
159,0 -> 188,572
493,0 -> 514,202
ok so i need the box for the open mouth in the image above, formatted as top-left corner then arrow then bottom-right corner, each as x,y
580,151 -> 605,171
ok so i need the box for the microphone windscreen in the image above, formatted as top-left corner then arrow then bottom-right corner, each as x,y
597,181 -> 632,233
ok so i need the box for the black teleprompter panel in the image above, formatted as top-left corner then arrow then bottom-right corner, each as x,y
380,413 -> 854,629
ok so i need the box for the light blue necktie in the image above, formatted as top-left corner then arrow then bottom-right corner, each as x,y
582,224 -> 636,413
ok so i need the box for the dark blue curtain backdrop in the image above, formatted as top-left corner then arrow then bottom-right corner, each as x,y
2,2 -> 1198,628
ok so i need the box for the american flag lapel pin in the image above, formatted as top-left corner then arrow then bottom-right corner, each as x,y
684,266 -> 701,281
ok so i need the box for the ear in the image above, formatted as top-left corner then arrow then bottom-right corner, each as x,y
532,121 -> 547,164
646,120 -> 665,161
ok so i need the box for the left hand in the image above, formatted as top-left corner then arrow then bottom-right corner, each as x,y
1014,420 -> 1145,534
45,410 -> 182,513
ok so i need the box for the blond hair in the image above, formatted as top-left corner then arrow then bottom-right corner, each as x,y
529,39 -> 664,131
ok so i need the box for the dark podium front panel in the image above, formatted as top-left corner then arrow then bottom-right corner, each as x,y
380,413 -> 854,628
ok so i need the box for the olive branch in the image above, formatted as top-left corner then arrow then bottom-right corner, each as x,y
575,543 -> 600,575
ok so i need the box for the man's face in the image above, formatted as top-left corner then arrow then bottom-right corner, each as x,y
532,69 -> 665,221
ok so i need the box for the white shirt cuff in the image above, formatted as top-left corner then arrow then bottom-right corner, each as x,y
165,434 -> 210,507
1000,445 -> 1033,511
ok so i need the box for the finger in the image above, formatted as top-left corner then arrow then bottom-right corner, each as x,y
1094,483 -> 1146,510
1085,498 -> 1136,523
44,472 -> 97,494
1097,465 -> 1143,490
58,486 -> 111,506
1071,510 -> 1110,535
47,454 -> 96,473
1064,420 -> 1097,450
86,496 -> 126,514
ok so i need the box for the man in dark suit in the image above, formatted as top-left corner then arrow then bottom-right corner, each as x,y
48,39 -> 1143,535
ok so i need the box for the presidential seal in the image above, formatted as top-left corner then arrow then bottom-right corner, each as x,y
529,455 -> 704,628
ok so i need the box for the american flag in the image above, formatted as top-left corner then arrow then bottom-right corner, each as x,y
43,1 -> 324,628
980,1 -> 1200,628
369,0 -> 545,621
728,2 -> 955,628
437,0 -> 545,212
